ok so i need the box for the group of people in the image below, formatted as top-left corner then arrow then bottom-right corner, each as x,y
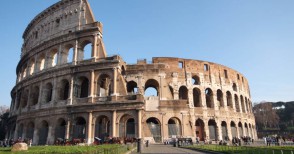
0,138 -> 32,147
264,136 -> 282,146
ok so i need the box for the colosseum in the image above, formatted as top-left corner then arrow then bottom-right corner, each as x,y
7,0 -> 257,145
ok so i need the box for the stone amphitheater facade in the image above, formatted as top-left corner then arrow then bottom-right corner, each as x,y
7,0 -> 257,145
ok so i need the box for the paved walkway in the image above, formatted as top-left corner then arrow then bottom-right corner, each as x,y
131,144 -> 210,154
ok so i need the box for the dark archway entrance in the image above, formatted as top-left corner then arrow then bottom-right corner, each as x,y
39,121 -> 49,145
231,121 -> 237,138
208,120 -> 217,140
73,117 -> 86,139
95,116 -> 110,139
168,118 -> 181,137
195,119 -> 205,141
146,118 -> 161,142
221,121 -> 228,140
55,118 -> 66,140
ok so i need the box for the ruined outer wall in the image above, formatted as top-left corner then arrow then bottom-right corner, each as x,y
126,57 -> 256,142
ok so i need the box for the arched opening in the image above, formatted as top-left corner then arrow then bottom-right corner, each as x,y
20,89 -> 29,108
95,116 -> 110,139
30,86 -> 39,106
16,90 -> 21,110
22,65 -> 27,79
208,120 -> 217,140
73,117 -> 86,139
205,88 -> 214,108
126,118 -> 135,138
244,123 -> 248,136
193,88 -> 201,107
17,123 -> 24,138
217,90 -> 224,108
221,121 -> 228,140
168,117 -> 181,137
144,79 -> 159,97
121,66 -> 126,76
146,117 -> 161,142
238,122 -> 243,137
97,74 -> 112,97
67,47 -> 74,63
28,58 -> 35,75
127,81 -> 138,94
119,115 -> 135,138
230,121 -> 237,138
226,91 -> 233,108
36,53 -> 46,71
234,94 -> 240,112
76,77 -> 89,98
26,122 -> 34,140
81,41 -> 92,60
43,83 -> 53,103
55,118 -> 66,140
232,83 -> 237,92
179,86 -> 188,100
59,79 -> 69,100
245,97 -> 249,113
248,124 -> 252,137
192,75 -> 200,85
49,49 -> 58,67
38,121 -> 49,145
195,119 -> 205,141
240,95 -> 245,112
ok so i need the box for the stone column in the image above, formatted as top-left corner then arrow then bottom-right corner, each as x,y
92,35 -> 98,58
227,123 -> 232,141
65,121 -> 71,140
38,82 -> 43,109
112,67 -> 117,95
213,92 -> 219,111
52,77 -> 57,105
57,44 -> 62,65
137,110 -> 142,138
89,70 -> 95,102
242,123 -> 246,138
73,40 -> 78,65
33,127 -> 39,145
217,121 -> 222,141
203,120 -> 209,141
223,92 -> 228,111
86,112 -> 93,144
47,126 -> 54,144
111,110 -> 117,137
236,124 -> 240,138
68,76 -> 74,105
137,75 -> 143,95
201,89 -> 206,108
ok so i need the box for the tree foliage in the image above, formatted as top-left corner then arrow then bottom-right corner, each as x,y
0,105 -> 9,140
253,102 -> 279,129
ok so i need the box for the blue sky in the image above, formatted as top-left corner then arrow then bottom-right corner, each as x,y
0,0 -> 293,107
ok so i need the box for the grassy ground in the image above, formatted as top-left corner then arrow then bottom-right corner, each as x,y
0,144 -> 131,154
185,145 -> 294,154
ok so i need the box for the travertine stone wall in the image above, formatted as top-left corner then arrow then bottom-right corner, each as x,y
7,0 -> 257,145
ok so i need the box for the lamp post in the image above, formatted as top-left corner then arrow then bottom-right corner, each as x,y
159,112 -> 166,142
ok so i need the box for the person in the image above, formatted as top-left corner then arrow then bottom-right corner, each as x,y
196,136 -> 199,145
146,140 -> 149,147
266,137 -> 271,146
29,139 -> 32,147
